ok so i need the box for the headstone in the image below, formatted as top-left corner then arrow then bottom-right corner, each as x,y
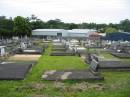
90,60 -> 99,72
20,42 -> 27,49
0,46 -> 6,56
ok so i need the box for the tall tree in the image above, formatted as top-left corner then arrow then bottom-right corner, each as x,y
13,16 -> 31,37
0,16 -> 13,38
119,19 -> 130,32
104,27 -> 118,34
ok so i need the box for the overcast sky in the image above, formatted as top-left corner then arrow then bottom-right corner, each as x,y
0,0 -> 129,23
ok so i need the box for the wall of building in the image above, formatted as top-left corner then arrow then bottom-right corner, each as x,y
32,29 -> 96,39
103,32 -> 130,41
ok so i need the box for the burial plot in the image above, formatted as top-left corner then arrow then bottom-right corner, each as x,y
0,61 -> 34,80
50,51 -> 75,56
22,47 -> 43,54
42,70 -> 104,81
50,44 -> 75,56
52,44 -> 67,52
16,42 -> 44,54
52,48 -> 66,52
111,52 -> 130,58
108,43 -> 130,58
98,61 -> 130,71
84,53 -> 92,64
76,47 -> 86,53
90,54 -> 130,71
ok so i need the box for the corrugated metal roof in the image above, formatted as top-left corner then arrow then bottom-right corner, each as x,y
32,29 -> 64,32
68,29 -> 96,33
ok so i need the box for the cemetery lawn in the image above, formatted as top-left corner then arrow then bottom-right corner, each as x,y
0,46 -> 130,97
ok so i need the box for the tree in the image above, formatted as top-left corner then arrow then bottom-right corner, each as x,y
68,23 -> 78,29
0,16 -> 14,38
119,19 -> 130,32
104,27 -> 118,34
13,16 -> 31,37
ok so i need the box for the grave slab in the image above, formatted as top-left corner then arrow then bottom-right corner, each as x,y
0,61 -> 34,80
98,61 -> 130,70
42,70 -> 104,81
50,51 -> 75,56
111,52 -> 130,58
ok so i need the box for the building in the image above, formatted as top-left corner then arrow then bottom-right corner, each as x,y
32,29 -> 66,39
32,29 -> 96,39
103,32 -> 130,41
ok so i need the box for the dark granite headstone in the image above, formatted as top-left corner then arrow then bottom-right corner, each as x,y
90,60 -> 99,72
84,53 -> 92,64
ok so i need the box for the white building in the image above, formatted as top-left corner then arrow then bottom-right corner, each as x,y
32,29 -> 96,39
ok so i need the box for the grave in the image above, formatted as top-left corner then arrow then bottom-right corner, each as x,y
90,54 -> 130,71
52,43 -> 67,52
50,51 -> 75,56
0,46 -> 6,57
76,47 -> 86,54
108,42 -> 130,58
51,42 -> 75,56
88,52 -> 130,71
42,70 -> 104,81
84,53 -> 92,64
111,52 -> 130,58
22,47 -> 43,54
52,48 -> 66,51
98,61 -> 130,71
16,42 -> 44,54
89,59 -> 99,72
0,61 -> 34,80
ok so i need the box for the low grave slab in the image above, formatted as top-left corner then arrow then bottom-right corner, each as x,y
52,45 -> 66,48
52,48 -> 66,51
111,52 -> 130,58
16,47 -> 43,54
0,61 -> 34,80
50,51 -> 75,56
42,70 -> 104,81
98,61 -> 130,70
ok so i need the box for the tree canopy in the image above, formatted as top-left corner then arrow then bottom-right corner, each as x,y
13,16 -> 31,37
104,27 -> 118,34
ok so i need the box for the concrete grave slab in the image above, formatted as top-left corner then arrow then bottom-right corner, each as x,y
98,61 -> 130,71
42,70 -> 104,81
50,51 -> 75,56
111,52 -> 130,58
0,61 -> 34,80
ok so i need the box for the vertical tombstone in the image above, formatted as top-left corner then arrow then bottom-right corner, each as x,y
20,42 -> 26,49
28,41 -> 32,47
0,46 -> 6,57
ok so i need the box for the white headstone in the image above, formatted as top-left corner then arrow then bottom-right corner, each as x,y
0,46 -> 5,56
20,42 -> 27,49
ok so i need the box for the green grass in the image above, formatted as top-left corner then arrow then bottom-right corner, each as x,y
0,45 -> 130,97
